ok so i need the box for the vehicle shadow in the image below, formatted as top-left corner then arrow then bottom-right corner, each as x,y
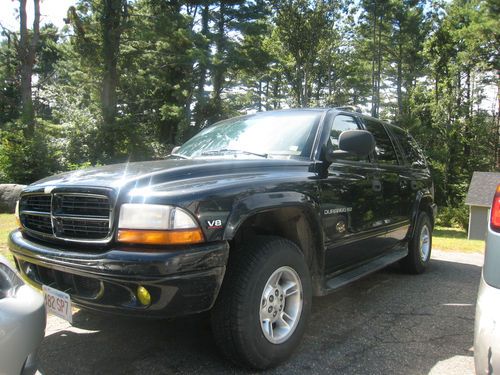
38,256 -> 481,374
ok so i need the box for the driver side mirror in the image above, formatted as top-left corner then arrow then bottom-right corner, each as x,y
324,130 -> 375,163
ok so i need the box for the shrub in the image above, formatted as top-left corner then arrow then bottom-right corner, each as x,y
0,122 -> 59,184
436,205 -> 469,230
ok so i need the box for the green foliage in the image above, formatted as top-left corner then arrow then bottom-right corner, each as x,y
0,121 -> 59,184
436,205 -> 469,230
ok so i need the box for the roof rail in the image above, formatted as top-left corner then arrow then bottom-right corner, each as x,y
334,106 -> 363,113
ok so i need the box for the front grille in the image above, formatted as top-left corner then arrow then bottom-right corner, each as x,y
19,192 -> 113,242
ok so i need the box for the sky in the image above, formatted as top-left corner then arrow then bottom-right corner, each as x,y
0,0 -> 76,32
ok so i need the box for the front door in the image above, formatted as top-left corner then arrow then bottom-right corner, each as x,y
320,114 -> 387,274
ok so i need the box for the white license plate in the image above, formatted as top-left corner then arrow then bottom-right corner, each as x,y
42,285 -> 73,323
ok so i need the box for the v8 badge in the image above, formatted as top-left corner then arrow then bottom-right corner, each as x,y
206,219 -> 223,229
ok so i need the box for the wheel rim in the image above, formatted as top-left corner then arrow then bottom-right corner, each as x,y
419,224 -> 431,261
259,266 -> 303,344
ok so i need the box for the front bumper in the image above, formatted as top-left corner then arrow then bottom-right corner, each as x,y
8,230 -> 229,318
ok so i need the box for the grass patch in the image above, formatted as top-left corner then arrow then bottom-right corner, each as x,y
433,225 -> 485,253
0,213 -> 16,263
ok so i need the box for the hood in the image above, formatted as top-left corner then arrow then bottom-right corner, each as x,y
29,158 -> 311,191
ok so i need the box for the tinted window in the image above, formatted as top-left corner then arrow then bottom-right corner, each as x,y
389,126 -> 427,168
329,115 -> 368,162
363,119 -> 399,165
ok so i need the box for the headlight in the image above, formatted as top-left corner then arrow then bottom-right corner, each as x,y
117,204 -> 204,245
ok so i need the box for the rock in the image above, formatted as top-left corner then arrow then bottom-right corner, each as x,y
0,184 -> 26,213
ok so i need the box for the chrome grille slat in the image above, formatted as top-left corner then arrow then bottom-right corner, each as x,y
53,214 -> 109,221
20,192 -> 112,242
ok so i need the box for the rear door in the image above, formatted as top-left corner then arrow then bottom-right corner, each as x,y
386,124 -> 432,224
362,119 -> 409,244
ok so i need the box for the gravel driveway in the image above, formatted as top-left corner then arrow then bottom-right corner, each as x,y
38,250 -> 483,375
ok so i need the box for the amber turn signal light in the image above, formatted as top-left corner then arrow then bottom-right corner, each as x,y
117,229 -> 204,245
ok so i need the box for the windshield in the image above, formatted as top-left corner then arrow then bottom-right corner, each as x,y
175,111 -> 322,159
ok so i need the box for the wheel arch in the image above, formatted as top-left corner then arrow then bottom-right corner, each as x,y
409,191 -> 435,239
223,192 -> 324,287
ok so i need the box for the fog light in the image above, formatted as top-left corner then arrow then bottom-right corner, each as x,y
137,286 -> 151,306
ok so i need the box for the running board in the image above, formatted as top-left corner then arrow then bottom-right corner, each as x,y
324,248 -> 408,293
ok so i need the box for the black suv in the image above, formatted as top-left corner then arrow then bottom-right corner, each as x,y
9,108 -> 436,369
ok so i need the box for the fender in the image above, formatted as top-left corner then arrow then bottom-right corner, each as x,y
223,191 -> 322,241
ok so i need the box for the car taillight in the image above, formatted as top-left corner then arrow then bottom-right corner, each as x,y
491,184 -> 500,232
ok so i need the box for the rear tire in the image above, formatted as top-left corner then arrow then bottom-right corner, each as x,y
211,236 -> 312,369
400,211 -> 432,274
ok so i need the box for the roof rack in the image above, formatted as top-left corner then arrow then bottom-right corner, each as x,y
334,106 -> 363,113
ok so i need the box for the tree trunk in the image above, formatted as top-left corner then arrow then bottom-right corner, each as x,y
101,0 -> 122,125
100,0 -> 125,158
273,73 -> 280,109
211,1 -> 226,121
375,12 -> 383,119
371,2 -> 377,117
194,1 -> 210,130
397,43 -> 403,118
258,80 -> 262,112
19,0 -> 40,138
294,66 -> 302,106
463,68 -> 471,159
303,67 -> 309,107
265,79 -> 270,111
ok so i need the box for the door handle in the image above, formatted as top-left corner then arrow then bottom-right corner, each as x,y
372,179 -> 382,192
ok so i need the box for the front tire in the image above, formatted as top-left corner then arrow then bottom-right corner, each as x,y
211,236 -> 312,369
400,211 -> 432,274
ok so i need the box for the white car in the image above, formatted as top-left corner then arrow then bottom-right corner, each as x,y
474,183 -> 500,374
0,255 -> 46,375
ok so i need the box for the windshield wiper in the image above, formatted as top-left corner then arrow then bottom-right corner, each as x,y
169,153 -> 190,159
200,149 -> 268,158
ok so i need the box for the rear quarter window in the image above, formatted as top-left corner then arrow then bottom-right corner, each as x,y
363,119 -> 399,165
389,125 -> 427,168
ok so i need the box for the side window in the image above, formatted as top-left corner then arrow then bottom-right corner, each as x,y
408,136 -> 427,168
363,119 -> 399,165
329,114 -> 368,162
389,126 -> 427,168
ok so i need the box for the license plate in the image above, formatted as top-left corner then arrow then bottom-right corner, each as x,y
42,285 -> 73,323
